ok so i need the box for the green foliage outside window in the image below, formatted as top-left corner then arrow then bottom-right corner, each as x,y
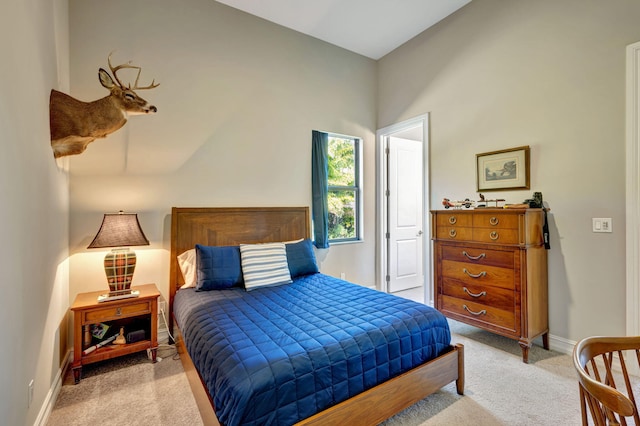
327,136 -> 360,241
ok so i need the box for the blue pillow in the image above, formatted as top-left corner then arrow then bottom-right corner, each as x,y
195,244 -> 243,291
285,239 -> 319,278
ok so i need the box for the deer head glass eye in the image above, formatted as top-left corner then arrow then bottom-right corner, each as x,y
124,93 -> 135,101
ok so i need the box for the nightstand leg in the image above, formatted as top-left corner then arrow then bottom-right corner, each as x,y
73,366 -> 82,384
150,347 -> 158,363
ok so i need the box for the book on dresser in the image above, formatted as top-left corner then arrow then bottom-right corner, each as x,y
431,208 -> 548,363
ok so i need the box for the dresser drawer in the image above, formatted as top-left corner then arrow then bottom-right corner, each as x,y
472,228 -> 520,244
442,278 -> 515,311
472,213 -> 519,229
441,245 -> 514,269
441,295 -> 516,331
83,302 -> 151,324
436,226 -> 473,241
435,213 -> 472,228
442,259 -> 514,290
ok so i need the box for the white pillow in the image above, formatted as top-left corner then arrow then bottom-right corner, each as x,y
239,242 -> 292,291
178,249 -> 197,289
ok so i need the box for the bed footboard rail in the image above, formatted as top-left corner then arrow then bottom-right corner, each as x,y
296,343 -> 465,426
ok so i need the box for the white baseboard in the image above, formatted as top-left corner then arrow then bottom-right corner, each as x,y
548,333 -> 576,357
35,350 -> 71,426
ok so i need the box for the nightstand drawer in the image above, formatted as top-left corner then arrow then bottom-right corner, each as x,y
84,302 -> 151,323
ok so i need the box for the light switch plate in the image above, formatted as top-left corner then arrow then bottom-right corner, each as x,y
592,218 -> 612,233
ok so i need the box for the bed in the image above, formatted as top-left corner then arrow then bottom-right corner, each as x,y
169,207 -> 464,425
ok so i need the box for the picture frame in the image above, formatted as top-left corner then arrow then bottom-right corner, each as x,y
476,146 -> 530,191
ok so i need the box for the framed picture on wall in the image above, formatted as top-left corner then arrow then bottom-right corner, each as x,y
476,146 -> 530,191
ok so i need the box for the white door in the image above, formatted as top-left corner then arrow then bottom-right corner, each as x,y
388,136 -> 423,293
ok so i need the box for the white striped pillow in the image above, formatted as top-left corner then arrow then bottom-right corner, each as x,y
239,242 -> 292,291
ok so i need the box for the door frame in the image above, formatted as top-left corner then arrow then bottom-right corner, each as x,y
626,41 -> 640,338
376,114 -> 430,302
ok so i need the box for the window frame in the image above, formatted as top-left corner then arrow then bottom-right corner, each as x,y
326,133 -> 363,244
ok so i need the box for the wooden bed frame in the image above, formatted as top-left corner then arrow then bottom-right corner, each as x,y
169,206 -> 464,425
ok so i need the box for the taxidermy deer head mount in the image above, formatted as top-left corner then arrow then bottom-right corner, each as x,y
49,53 -> 159,158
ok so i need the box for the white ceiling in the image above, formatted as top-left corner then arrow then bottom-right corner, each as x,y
215,0 -> 471,60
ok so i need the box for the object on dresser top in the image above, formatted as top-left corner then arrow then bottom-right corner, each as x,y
524,191 -> 544,209
476,193 -> 505,208
442,198 -> 475,209
431,208 -> 548,363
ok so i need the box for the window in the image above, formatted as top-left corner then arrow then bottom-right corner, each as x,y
327,134 -> 362,242
312,131 -> 362,247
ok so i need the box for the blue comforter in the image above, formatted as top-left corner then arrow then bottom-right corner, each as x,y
173,273 -> 451,426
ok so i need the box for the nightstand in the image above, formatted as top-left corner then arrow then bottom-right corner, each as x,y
70,283 -> 160,384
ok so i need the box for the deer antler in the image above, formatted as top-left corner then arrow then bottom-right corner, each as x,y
107,52 -> 160,91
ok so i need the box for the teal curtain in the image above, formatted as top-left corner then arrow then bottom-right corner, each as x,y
311,130 -> 329,249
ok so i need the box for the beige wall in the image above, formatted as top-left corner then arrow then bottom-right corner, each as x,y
12,0 -> 640,422
66,0 -> 640,356
378,0 -> 640,343
0,0 -> 70,424
67,0 -> 378,306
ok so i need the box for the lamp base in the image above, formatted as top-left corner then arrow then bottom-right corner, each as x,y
97,290 -> 140,303
104,248 -> 137,293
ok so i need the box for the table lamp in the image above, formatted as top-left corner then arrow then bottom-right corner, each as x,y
87,211 -> 149,302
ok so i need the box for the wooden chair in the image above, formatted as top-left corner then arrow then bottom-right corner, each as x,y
573,336 -> 640,425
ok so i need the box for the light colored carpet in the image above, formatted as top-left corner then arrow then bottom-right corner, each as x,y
382,320 -> 581,425
47,320 -> 582,425
47,346 -> 203,426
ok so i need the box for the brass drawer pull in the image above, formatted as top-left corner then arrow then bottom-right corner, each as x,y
463,305 -> 487,316
449,229 -> 457,238
490,231 -> 499,240
116,307 -> 122,316
463,268 -> 486,278
463,287 -> 487,298
462,251 -> 485,261
490,216 -> 499,226
448,216 -> 457,225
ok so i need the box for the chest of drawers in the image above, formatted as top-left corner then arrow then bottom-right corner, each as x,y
431,209 -> 548,363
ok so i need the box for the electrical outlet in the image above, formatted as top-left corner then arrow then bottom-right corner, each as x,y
28,380 -> 34,407
159,300 -> 166,313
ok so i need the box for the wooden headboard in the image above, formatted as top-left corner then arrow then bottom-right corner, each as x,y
169,207 -> 310,311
